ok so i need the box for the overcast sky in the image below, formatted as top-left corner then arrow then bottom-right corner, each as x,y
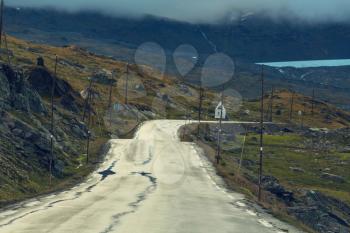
9,0 -> 350,24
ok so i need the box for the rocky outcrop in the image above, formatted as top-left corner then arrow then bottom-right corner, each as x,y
321,173 -> 346,183
261,176 -> 295,204
288,191 -> 350,233
0,64 -> 47,114
0,64 -> 89,202
27,66 -> 73,97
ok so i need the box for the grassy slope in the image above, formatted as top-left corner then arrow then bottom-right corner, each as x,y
180,90 -> 350,232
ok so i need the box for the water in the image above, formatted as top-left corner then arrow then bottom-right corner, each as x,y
257,59 -> 350,68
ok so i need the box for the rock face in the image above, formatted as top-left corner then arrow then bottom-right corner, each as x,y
288,191 -> 350,233
27,67 -> 73,97
259,174 -> 350,232
0,64 -> 47,114
261,176 -> 294,204
0,64 -> 88,202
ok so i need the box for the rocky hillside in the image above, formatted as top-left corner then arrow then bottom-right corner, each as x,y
5,7 -> 350,111
1,34 -> 350,232
0,62 -> 93,205
0,35 -> 207,205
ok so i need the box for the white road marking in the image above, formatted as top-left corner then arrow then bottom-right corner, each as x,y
236,201 -> 246,207
246,210 -> 257,216
258,219 -> 274,228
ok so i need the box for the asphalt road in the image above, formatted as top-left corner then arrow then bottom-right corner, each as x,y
0,120 -> 303,233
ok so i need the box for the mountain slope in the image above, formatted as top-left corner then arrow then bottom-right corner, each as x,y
5,6 -> 350,62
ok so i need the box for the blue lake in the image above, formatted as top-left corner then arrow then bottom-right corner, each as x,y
257,59 -> 350,68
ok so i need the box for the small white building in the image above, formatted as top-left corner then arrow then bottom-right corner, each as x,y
215,102 -> 226,119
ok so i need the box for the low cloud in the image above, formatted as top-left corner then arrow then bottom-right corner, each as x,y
9,0 -> 350,24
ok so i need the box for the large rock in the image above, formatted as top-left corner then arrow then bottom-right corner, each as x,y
261,176 -> 294,203
60,93 -> 79,113
288,191 -> 350,233
27,67 -> 72,97
0,64 -> 47,114
321,173 -> 346,183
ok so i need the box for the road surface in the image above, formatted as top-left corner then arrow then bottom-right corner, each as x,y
0,120 -> 303,233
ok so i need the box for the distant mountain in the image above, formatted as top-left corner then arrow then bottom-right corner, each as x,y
5,7 -> 350,63
4,7 -> 350,110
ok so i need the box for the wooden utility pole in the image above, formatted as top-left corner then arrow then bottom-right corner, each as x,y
108,72 -> 115,108
197,85 -> 204,136
289,91 -> 295,121
258,65 -> 265,202
49,56 -> 58,185
267,87 -> 274,122
216,91 -> 224,165
86,80 -> 94,164
0,0 -> 10,66
0,0 -> 3,49
82,77 -> 93,121
108,71 -> 115,127
311,88 -> 315,117
125,63 -> 129,105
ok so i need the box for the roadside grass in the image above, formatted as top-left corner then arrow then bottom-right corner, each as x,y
237,133 -> 350,205
180,122 -> 350,232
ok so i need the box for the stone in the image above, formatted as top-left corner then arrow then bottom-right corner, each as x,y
28,67 -> 72,97
321,173 -> 345,183
289,167 -> 305,173
12,128 -> 23,137
341,146 -> 350,153
37,57 -> 45,66
61,93 -> 79,113
262,176 -> 294,203
282,127 -> 293,133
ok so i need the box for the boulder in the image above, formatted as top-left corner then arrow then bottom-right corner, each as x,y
288,190 -> 350,233
262,176 -> 294,203
27,67 -> 72,97
289,167 -> 305,173
37,57 -> 45,66
321,173 -> 346,183
341,146 -> 350,153
61,93 -> 79,113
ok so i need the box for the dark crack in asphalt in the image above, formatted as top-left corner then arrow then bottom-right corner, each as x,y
100,172 -> 157,233
98,161 -> 118,181
142,147 -> 154,165
0,160 -> 120,229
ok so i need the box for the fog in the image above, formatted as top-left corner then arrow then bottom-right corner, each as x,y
9,0 -> 350,24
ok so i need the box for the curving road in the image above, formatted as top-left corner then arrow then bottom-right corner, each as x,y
0,120 -> 303,233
